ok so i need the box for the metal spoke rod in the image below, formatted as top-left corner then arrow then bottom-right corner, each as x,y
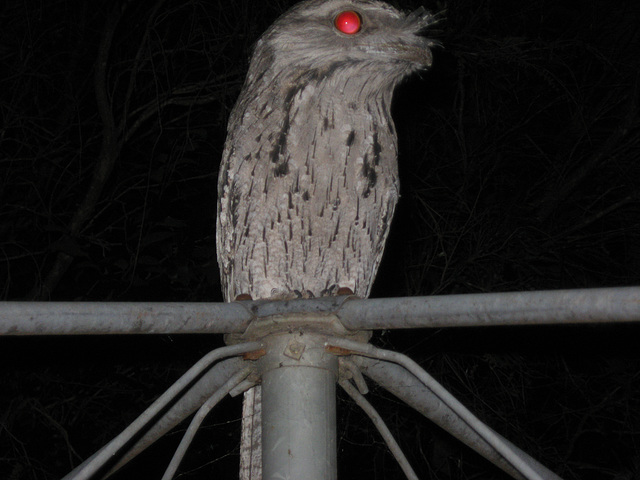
339,378 -> 419,480
162,367 -> 253,480
327,337 -> 563,480
62,342 -> 262,480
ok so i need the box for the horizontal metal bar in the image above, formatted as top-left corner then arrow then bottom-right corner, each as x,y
338,286 -> 640,330
0,301 -> 252,335
1,287 -> 639,336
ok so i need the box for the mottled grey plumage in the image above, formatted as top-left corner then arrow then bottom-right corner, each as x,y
216,1 -> 434,477
217,0 -> 434,302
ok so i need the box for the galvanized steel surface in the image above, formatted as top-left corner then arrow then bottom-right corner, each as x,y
1,287 -> 639,336
0,301 -> 251,335
260,333 -> 338,480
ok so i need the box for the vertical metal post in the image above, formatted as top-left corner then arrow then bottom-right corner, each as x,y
259,332 -> 338,480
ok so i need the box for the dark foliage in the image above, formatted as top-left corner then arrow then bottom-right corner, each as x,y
1,0 -> 639,479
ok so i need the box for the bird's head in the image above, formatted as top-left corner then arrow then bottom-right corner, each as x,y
247,0 -> 437,89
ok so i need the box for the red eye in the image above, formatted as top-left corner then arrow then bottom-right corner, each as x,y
334,11 -> 361,35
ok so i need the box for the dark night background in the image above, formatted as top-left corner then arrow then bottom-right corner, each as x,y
1,0 -> 639,479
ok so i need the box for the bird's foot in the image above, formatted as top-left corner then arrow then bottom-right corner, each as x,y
321,284 -> 358,297
336,287 -> 354,296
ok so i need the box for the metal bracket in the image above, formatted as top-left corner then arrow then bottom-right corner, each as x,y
225,312 -> 371,345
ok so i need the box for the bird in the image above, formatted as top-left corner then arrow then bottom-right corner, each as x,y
216,0 -> 435,477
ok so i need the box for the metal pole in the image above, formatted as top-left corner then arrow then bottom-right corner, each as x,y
0,301 -> 251,335
259,333 -> 338,480
2,287 -> 640,336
